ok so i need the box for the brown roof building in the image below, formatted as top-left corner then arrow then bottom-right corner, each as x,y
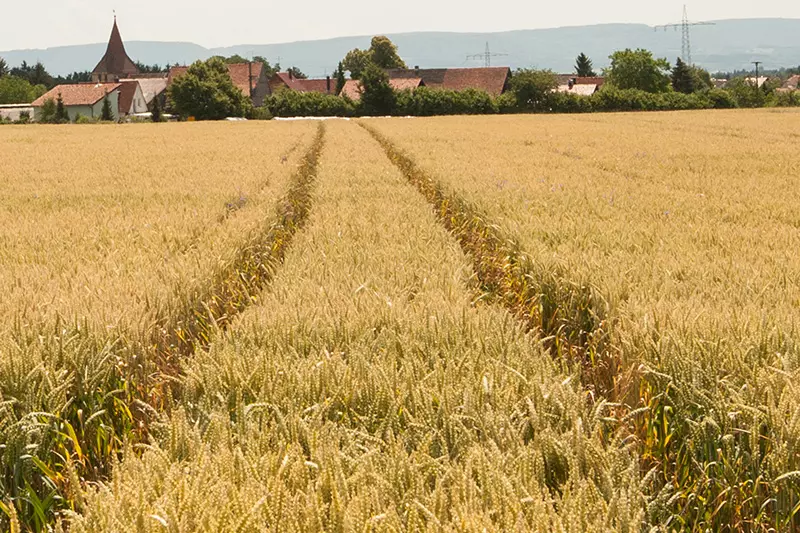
92,17 -> 140,82
340,78 -> 424,101
32,83 -> 122,121
269,72 -> 337,95
387,67 -> 511,96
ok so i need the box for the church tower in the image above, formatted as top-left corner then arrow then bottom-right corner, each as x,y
92,17 -> 140,82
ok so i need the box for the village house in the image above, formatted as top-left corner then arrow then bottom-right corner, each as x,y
387,67 -> 511,96
556,75 -> 605,95
782,75 -> 800,91
120,77 -> 168,111
32,83 -> 122,121
0,104 -> 34,122
269,72 -> 337,95
340,77 -> 424,101
118,80 -> 148,115
168,62 -> 270,106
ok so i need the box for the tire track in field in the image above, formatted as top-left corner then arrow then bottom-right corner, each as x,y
1,124 -> 326,532
359,121 -> 627,402
151,123 -> 326,382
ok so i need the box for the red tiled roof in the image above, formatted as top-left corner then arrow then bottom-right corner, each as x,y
271,72 -> 306,91
295,78 -> 335,94
32,83 -> 121,107
784,75 -> 800,90
227,62 -> 265,95
168,63 -> 264,96
92,19 -> 140,77
341,78 -> 423,101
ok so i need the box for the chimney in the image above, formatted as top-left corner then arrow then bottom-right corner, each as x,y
248,61 -> 254,96
326,76 -> 331,93
288,69 -> 293,80
414,65 -> 420,76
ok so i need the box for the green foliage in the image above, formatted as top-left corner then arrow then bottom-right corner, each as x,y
11,61 -> 55,89
253,56 -> 280,77
286,66 -> 307,80
100,93 -> 114,121
575,53 -> 596,77
725,77 -> 765,108
369,36 -> 406,69
510,69 -> 558,111
168,57 -> 253,120
671,58 -> 695,94
55,93 -> 70,123
704,87 -> 737,109
396,87 -> 498,116
151,93 -> 162,122
0,75 -> 45,104
335,61 -> 346,95
134,61 -> 164,73
342,49 -> 372,80
343,35 -> 406,79
359,63 -> 396,116
75,114 -> 97,124
0,57 -> 7,77
263,90 -> 354,117
37,99 -> 58,123
606,49 -> 671,93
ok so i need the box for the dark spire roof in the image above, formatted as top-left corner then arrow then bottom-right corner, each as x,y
92,17 -> 140,77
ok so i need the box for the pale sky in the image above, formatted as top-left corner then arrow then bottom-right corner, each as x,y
1,0 -> 798,50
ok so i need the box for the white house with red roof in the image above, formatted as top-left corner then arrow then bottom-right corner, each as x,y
32,83 -> 121,121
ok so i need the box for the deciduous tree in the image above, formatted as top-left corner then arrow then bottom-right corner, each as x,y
606,49 -> 671,93
510,69 -> 558,111
168,57 -> 252,120
359,63 -> 396,115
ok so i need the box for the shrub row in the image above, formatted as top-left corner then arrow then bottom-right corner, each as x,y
262,85 -> 799,118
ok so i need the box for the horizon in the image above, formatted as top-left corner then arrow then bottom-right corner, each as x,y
2,0 -> 800,51
1,16 -> 798,53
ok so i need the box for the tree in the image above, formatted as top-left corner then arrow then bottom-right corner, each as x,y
168,57 -> 252,120
510,69 -> 558,111
575,53 -> 596,77
342,36 -> 406,79
369,36 -> 406,69
135,61 -> 164,73
253,56 -> 280,78
359,63 -> 396,115
38,98 -> 57,123
671,58 -> 695,94
343,49 -> 372,80
606,49 -> 671,93
55,93 -> 70,123
335,62 -> 346,95
151,93 -> 162,122
0,75 -> 45,104
101,92 -> 114,121
0,57 -> 7,78
287,66 -> 307,79
29,62 -> 54,89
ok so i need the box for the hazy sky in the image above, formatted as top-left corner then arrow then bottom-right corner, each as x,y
2,0 -> 799,50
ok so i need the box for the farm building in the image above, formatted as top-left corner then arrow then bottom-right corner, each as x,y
556,76 -> 606,95
92,17 -> 140,82
340,78 -> 424,101
32,83 -> 121,121
120,77 -> 167,110
783,75 -> 800,90
386,67 -> 511,96
270,72 -> 337,95
118,80 -> 148,116
0,104 -> 34,122
168,62 -> 270,106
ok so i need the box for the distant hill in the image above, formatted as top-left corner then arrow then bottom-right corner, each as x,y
2,19 -> 799,77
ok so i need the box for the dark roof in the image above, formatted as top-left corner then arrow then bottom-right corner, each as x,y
117,80 -> 140,114
387,67 -> 510,96
557,75 -> 606,86
92,18 -> 140,78
32,83 -> 121,107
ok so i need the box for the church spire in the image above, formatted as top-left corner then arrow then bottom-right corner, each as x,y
91,16 -> 140,82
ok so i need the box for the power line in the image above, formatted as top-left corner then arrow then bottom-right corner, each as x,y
654,5 -> 715,65
466,42 -> 507,68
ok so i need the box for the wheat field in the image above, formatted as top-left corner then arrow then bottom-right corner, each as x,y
1,110 -> 799,532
